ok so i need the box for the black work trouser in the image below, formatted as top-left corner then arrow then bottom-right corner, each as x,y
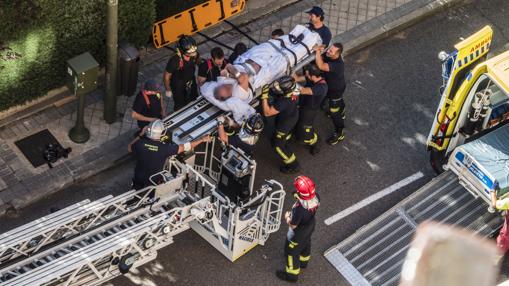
329,91 -> 346,132
274,130 -> 298,168
284,238 -> 311,281
297,109 -> 318,147
171,80 -> 198,111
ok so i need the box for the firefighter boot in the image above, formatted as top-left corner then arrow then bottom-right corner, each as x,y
280,161 -> 300,174
309,138 -> 321,156
276,270 -> 298,283
327,129 -> 345,145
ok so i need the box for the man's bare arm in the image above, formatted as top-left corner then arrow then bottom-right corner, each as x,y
314,46 -> 330,72
197,76 -> 207,87
132,111 -> 158,123
299,87 -> 313,95
217,123 -> 229,144
163,71 -> 172,90
261,99 -> 279,117
177,135 -> 212,154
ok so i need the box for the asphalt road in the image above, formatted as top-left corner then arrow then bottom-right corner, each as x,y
1,0 -> 509,285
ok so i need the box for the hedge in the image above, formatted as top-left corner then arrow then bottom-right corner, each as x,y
0,0 -> 156,111
156,0 -> 208,21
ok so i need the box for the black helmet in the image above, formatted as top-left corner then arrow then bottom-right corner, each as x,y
304,63 -> 322,77
178,36 -> 197,55
271,76 -> 296,97
244,113 -> 264,135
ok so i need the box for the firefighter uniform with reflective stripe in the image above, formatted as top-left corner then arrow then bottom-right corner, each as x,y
271,91 -> 300,171
324,56 -> 346,134
298,79 -> 328,150
285,201 -> 316,279
277,176 -> 319,283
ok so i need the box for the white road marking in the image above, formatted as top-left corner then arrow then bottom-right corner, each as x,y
324,171 -> 425,226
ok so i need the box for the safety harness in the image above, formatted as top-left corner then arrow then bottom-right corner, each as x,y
142,90 -> 161,108
205,58 -> 228,79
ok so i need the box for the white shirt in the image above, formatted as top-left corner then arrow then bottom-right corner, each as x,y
216,76 -> 252,103
200,78 -> 255,123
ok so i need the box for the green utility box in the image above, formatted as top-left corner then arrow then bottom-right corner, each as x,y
66,52 -> 99,96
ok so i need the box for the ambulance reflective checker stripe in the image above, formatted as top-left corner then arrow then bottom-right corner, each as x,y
324,171 -> 502,286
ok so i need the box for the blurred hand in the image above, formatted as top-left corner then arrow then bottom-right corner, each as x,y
165,90 -> 173,98
202,135 -> 212,143
314,45 -> 325,52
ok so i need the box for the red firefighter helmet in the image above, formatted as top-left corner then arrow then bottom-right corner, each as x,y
294,176 -> 316,200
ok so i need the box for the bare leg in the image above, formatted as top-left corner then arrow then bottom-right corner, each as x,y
246,59 -> 261,74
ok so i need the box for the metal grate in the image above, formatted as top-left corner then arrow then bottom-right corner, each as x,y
325,171 -> 502,286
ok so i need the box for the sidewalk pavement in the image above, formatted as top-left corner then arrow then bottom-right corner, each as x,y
0,0 -> 463,215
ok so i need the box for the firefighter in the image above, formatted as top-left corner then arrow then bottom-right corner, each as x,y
261,76 -> 300,174
315,42 -> 347,145
163,36 -> 199,111
217,113 -> 264,157
131,79 -> 166,131
197,47 -> 228,86
306,6 -> 332,46
294,64 -> 328,155
128,120 -> 210,190
276,175 -> 320,283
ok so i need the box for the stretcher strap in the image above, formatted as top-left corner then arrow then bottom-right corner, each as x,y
289,33 -> 311,56
267,40 -> 292,73
240,62 -> 256,76
274,38 -> 298,66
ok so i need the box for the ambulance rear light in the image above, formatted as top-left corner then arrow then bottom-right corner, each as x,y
434,115 -> 451,147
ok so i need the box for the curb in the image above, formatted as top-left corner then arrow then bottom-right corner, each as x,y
339,0 -> 466,57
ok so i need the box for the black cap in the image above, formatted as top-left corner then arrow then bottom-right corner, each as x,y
144,79 -> 160,92
305,6 -> 324,16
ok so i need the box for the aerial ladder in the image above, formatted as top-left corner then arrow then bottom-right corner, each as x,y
0,141 -> 286,285
324,25 -> 509,286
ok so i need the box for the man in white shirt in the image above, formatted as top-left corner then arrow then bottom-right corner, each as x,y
200,70 -> 255,124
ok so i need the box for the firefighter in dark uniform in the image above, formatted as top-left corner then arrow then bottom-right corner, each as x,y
294,64 -> 328,155
128,120 -> 210,190
276,175 -> 320,283
163,36 -> 199,111
261,76 -> 300,174
315,42 -> 347,145
305,6 -> 332,46
197,47 -> 228,86
131,79 -> 166,132
217,113 -> 264,157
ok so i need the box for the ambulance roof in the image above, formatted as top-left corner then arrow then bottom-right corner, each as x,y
486,50 -> 509,95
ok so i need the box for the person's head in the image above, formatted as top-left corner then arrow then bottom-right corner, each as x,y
233,42 -> 248,55
304,63 -> 323,82
306,6 -> 325,25
271,28 -> 284,39
271,76 -> 296,97
143,79 -> 160,94
213,84 -> 233,101
238,113 -> 264,145
326,42 -> 343,59
210,47 -> 225,66
178,35 -> 198,60
146,120 -> 166,141
293,176 -> 316,201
